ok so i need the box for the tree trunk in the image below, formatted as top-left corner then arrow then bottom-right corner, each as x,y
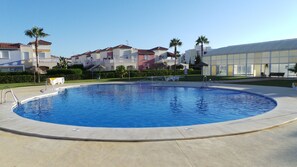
35,38 -> 40,83
201,44 -> 204,76
174,46 -> 177,75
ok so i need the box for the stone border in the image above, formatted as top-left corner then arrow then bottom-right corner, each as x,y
0,82 -> 297,141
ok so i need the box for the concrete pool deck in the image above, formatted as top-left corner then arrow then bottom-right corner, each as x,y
0,82 -> 297,141
1,82 -> 297,166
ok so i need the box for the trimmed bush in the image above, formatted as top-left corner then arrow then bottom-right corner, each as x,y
68,64 -> 85,70
0,69 -> 201,83
47,69 -> 82,75
0,72 -> 32,76
0,75 -> 34,83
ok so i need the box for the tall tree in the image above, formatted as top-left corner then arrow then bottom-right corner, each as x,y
196,35 -> 209,75
56,57 -> 68,69
169,38 -> 182,75
25,26 -> 49,83
195,35 -> 209,57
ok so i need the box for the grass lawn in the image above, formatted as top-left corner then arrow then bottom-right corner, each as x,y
180,75 -> 248,81
230,79 -> 297,87
1,75 -> 296,89
0,77 -> 145,90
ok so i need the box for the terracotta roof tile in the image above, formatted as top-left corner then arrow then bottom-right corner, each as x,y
151,46 -> 168,51
0,43 -> 21,49
28,40 -> 52,45
138,49 -> 155,55
113,44 -> 132,49
101,47 -> 113,51
166,52 -> 175,57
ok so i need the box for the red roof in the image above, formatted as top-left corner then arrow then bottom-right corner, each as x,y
101,47 -> 113,51
138,49 -> 155,55
82,51 -> 92,56
0,43 -> 21,49
166,52 -> 175,57
151,46 -> 168,51
113,44 -> 132,49
28,40 -> 52,45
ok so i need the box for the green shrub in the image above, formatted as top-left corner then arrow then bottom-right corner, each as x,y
0,72 -> 32,76
68,64 -> 85,70
0,75 -> 34,83
47,69 -> 82,75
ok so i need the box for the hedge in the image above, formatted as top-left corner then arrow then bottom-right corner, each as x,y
0,72 -> 32,76
0,75 -> 34,83
83,69 -> 201,79
47,68 -> 82,75
0,69 -> 200,83
0,74 -> 81,84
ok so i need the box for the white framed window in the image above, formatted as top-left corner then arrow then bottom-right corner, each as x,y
144,55 -> 148,60
38,53 -> 46,59
23,52 -> 29,60
0,51 -> 9,59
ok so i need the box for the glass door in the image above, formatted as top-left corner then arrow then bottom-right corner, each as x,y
228,65 -> 233,76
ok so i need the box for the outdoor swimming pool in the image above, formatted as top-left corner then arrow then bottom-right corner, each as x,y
13,84 -> 277,128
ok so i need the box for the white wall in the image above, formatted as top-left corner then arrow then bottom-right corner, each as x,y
184,49 -> 197,64
0,50 -> 22,65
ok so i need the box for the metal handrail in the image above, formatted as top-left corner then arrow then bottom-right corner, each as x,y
1,86 -> 11,104
202,76 -> 208,88
1,87 -> 20,104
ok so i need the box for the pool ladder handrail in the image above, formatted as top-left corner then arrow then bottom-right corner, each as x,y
41,80 -> 55,93
1,86 -> 20,105
202,76 -> 208,88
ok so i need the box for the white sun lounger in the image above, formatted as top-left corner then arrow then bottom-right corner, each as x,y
165,76 -> 180,81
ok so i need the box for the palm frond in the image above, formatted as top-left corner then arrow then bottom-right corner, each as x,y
169,38 -> 182,48
196,35 -> 209,45
24,30 -> 35,38
24,26 -> 49,38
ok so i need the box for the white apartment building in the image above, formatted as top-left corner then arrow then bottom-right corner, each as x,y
183,46 -> 212,64
70,45 -> 182,71
0,40 -> 58,72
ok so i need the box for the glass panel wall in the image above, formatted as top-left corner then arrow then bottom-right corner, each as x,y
207,49 -> 297,77
289,50 -> 297,63
202,56 -> 211,75
271,51 -> 279,64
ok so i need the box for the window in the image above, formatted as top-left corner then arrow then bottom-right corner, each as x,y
144,55 -> 148,60
0,51 -> 9,59
38,53 -> 46,59
23,52 -> 29,60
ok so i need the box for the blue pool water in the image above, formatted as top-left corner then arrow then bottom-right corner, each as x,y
14,84 -> 277,128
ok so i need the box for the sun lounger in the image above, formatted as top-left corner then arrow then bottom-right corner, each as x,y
47,77 -> 65,85
165,76 -> 180,81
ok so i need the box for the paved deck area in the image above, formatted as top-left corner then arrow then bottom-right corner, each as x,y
1,119 -> 297,167
0,82 -> 297,166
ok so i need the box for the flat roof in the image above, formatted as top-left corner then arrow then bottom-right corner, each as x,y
205,38 -> 297,56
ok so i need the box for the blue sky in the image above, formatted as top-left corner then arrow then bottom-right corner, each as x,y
1,0 -> 297,57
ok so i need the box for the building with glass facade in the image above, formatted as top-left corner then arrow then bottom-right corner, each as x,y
202,38 -> 297,77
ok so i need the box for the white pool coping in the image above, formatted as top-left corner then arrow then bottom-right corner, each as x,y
0,82 -> 297,141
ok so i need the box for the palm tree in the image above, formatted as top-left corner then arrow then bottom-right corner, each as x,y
25,26 -> 49,83
169,38 -> 182,75
196,36 -> 209,75
195,35 -> 209,57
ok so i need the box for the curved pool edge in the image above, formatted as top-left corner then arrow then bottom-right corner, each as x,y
0,82 -> 297,141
